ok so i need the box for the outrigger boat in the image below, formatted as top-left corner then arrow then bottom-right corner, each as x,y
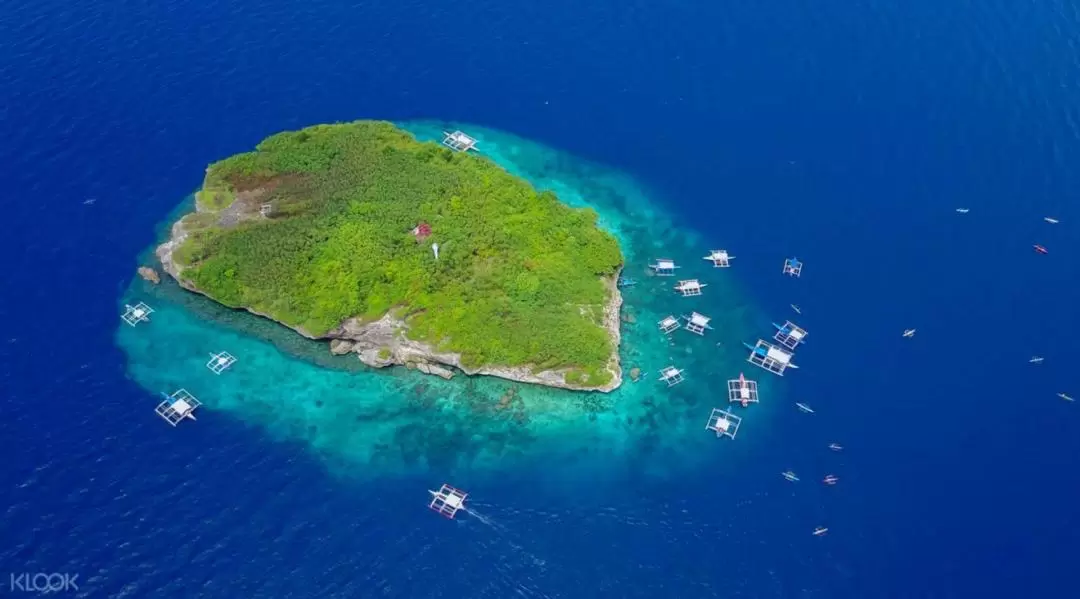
791,304 -> 801,314
743,340 -> 799,375
955,208 -> 970,214
773,321 -> 808,350
813,527 -> 829,536
1044,217 -> 1059,224
796,402 -> 814,414
729,372 -> 757,408
1030,356 -> 1044,364
155,390 -> 200,426
1058,392 -> 1074,402
428,484 -> 468,519
781,471 -> 799,482
1034,244 -> 1049,254
617,277 -> 636,288
823,475 -> 839,486
828,443 -> 843,451
902,329 -> 916,338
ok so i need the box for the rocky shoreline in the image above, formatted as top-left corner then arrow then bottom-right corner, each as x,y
155,206 -> 623,392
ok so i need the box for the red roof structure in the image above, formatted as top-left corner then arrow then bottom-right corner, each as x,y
412,222 -> 432,240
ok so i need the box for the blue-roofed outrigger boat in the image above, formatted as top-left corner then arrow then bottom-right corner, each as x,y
617,277 -> 636,288
783,257 -> 803,277
744,339 -> 799,375
772,321 -> 808,350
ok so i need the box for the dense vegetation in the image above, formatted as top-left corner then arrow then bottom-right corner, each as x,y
175,121 -> 623,384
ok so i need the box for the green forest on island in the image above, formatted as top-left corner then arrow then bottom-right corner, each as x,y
174,121 -> 623,384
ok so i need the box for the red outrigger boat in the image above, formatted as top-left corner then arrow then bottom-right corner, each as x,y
1034,244 -> 1048,254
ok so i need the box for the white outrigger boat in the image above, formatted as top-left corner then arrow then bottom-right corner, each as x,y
796,402 -> 815,414
1029,356 -> 1044,364
813,527 -> 829,536
828,443 -> 843,451
428,484 -> 468,519
791,304 -> 802,314
1058,393 -> 1074,402
1044,217 -> 1059,224
955,208 -> 970,214
781,471 -> 800,482
902,329 -> 916,338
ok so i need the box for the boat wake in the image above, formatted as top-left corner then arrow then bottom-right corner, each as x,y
463,506 -> 506,532
461,503 -> 549,573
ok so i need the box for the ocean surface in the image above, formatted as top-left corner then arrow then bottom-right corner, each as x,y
3,0 -> 1079,597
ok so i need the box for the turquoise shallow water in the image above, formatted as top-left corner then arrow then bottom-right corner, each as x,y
117,122 -> 782,483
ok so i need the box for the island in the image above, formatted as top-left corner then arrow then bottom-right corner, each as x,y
156,121 -> 625,391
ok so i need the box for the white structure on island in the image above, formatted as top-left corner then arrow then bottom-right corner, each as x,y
772,321 -> 808,351
442,130 -> 478,152
260,203 -> 273,217
783,257 -> 803,277
206,351 -> 237,375
658,366 -> 685,387
703,249 -> 734,267
706,408 -> 742,439
428,484 -> 468,519
155,389 -> 201,426
649,258 -> 679,276
683,312 -> 712,335
121,302 -> 154,327
675,279 -> 706,297
745,339 -> 799,376
658,315 -> 681,334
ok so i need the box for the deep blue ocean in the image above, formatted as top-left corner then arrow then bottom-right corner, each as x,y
3,0 -> 1080,597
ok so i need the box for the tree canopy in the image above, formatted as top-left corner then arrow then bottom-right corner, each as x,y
174,121 -> 623,384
